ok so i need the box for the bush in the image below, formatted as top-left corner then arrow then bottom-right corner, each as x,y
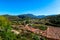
0,16 -> 17,40
39,26 -> 47,30
31,24 -> 47,30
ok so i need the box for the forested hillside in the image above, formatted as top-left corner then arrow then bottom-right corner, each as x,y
45,14 -> 60,27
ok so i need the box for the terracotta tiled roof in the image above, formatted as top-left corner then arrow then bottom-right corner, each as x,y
25,25 -> 60,40
43,26 -> 60,40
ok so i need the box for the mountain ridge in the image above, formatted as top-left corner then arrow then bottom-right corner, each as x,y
1,14 -> 59,19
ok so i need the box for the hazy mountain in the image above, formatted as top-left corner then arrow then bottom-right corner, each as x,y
2,14 -> 58,19
18,14 -> 45,19
37,15 -> 45,18
18,14 -> 36,18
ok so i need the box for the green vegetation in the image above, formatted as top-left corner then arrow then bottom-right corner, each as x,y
0,16 -> 17,40
31,24 -> 47,30
3,14 -> 60,40
39,26 -> 47,31
0,16 -> 47,40
0,14 -> 59,40
45,15 -> 60,27
16,30 -> 47,40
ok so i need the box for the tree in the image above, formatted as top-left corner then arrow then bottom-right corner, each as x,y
0,16 -> 17,40
46,15 -> 60,27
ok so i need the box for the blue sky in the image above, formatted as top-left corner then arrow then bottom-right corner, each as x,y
0,0 -> 60,15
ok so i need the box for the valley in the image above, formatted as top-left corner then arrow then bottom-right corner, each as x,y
0,14 -> 60,40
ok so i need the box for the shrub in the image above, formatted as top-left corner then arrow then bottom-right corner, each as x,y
39,25 -> 47,30
0,16 -> 17,40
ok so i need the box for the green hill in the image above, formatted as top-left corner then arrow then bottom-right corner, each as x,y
45,14 -> 60,27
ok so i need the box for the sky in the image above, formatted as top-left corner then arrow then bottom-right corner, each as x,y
0,0 -> 60,15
